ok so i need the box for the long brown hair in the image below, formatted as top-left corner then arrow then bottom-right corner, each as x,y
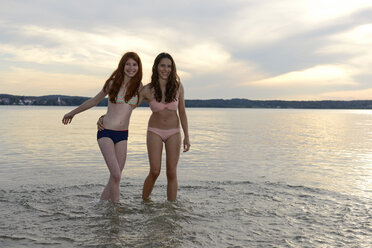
150,52 -> 180,103
103,52 -> 142,103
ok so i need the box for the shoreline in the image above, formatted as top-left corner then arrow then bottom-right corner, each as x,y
1,93 -> 372,109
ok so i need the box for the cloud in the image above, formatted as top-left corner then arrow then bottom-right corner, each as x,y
318,23 -> 372,73
0,23 -> 155,68
0,1 -> 372,99
224,1 -> 371,48
280,87 -> 372,100
0,67 -> 104,96
242,65 -> 358,88
175,43 -> 230,73
0,22 -> 266,98
318,88 -> 372,100
174,42 -> 264,79
0,23 -> 179,84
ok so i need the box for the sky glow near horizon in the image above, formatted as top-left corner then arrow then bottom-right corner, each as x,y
0,0 -> 371,100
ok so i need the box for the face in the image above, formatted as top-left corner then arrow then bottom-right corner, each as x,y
157,58 -> 172,80
124,58 -> 139,78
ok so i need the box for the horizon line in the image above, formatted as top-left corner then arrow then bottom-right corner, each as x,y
1,93 -> 372,102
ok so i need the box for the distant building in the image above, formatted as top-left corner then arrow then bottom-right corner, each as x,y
0,98 -> 10,104
24,99 -> 33,105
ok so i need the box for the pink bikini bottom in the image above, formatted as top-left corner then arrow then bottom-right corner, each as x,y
147,127 -> 180,142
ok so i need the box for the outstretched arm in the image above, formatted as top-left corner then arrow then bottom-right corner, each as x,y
62,90 -> 107,125
178,84 -> 190,152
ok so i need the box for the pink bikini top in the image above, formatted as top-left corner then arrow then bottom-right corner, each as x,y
149,99 -> 179,112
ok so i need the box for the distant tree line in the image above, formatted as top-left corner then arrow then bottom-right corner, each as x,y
0,94 -> 107,106
184,98 -> 372,109
1,94 -> 372,109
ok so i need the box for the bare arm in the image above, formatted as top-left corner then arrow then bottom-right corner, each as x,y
62,89 -> 107,125
178,83 -> 190,152
137,83 -> 151,106
136,83 -> 145,107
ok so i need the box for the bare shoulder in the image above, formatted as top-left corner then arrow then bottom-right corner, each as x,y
142,84 -> 152,94
179,83 -> 184,95
140,84 -> 153,99
105,79 -> 114,92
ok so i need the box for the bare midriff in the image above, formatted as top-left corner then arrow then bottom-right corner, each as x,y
148,109 -> 179,130
103,101 -> 134,130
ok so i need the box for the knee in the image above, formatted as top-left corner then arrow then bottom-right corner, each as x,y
149,169 -> 160,179
111,172 -> 121,184
166,169 -> 177,181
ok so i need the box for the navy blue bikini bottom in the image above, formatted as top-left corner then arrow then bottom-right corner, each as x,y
97,129 -> 128,144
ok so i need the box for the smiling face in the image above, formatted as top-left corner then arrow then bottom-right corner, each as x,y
150,53 -> 180,102
157,58 -> 172,81
124,58 -> 139,78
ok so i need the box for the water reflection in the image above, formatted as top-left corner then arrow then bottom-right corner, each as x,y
140,201 -> 186,248
89,200 -> 187,248
184,108 -> 372,197
1,106 -> 371,247
0,106 -> 371,198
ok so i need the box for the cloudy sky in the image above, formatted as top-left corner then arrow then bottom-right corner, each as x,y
0,0 -> 371,100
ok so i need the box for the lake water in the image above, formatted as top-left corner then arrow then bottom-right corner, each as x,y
0,106 -> 371,247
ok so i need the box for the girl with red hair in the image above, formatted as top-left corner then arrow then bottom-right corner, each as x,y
62,52 -> 143,203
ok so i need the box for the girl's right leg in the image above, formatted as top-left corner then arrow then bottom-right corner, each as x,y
98,138 -> 122,203
142,131 -> 163,200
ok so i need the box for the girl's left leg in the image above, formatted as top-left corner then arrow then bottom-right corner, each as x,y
98,138 -> 127,202
115,140 -> 128,173
165,133 -> 181,201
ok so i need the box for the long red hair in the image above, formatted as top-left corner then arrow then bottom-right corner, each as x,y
103,52 -> 142,103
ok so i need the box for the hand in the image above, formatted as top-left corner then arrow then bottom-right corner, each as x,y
183,137 -> 190,152
97,115 -> 105,131
62,112 -> 74,125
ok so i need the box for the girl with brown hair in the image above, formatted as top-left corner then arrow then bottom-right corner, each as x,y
139,52 -> 190,201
